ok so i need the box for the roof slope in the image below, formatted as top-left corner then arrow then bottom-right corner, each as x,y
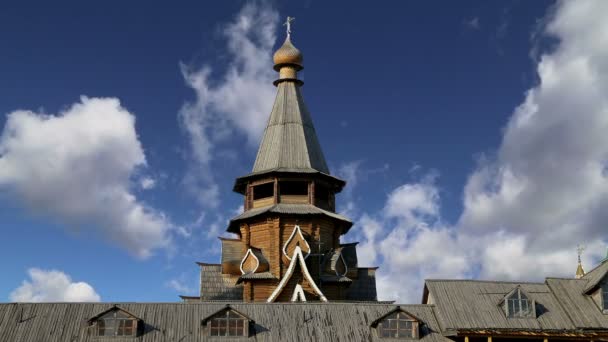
0,302 -> 447,342
425,279 -> 576,331
252,81 -> 329,174
582,259 -> 608,293
546,278 -> 608,329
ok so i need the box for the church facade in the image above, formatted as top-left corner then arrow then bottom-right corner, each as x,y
2,26 -> 608,342
179,26 -> 377,305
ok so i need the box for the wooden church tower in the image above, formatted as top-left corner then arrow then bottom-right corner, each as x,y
188,20 -> 378,303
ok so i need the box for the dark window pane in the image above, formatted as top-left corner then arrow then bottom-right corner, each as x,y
253,183 -> 274,199
280,181 -> 308,196
398,328 -> 412,337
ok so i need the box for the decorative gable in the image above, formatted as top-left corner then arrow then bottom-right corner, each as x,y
240,247 -> 269,275
323,248 -> 348,277
201,306 -> 253,337
371,307 -> 421,339
87,306 -> 142,337
267,245 -> 327,302
283,224 -> 311,261
500,286 -> 536,318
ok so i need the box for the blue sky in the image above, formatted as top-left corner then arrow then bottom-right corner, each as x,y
2,0 -> 608,303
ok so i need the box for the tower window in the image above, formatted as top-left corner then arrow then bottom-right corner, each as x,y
208,310 -> 248,337
376,312 -> 418,339
280,181 -> 308,196
315,183 -> 331,209
253,182 -> 274,200
504,288 -> 535,318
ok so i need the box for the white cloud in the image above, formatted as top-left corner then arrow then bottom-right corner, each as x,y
10,268 -> 100,302
0,96 -> 173,258
355,178 -> 469,303
459,0 -> 608,278
140,176 -> 156,190
166,278 -> 195,294
356,0 -> 608,302
178,3 -> 278,208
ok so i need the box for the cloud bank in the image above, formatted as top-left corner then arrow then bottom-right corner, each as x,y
0,96 -> 173,258
354,0 -> 608,303
178,3 -> 278,208
10,268 -> 100,302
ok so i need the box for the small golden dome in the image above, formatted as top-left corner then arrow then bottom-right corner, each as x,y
273,36 -> 303,71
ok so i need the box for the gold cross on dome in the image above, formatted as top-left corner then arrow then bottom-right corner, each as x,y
577,244 -> 585,263
284,16 -> 295,36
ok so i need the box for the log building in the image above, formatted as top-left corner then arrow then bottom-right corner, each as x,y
2,21 -> 608,342
179,23 -> 377,305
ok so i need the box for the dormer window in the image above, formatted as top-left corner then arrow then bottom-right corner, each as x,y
88,307 -> 140,337
373,310 -> 420,339
504,287 -> 535,318
203,308 -> 251,337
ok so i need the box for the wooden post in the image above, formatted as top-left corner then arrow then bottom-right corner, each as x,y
487,337 -> 492,342
543,338 -> 548,342
464,337 -> 469,342
273,179 -> 278,204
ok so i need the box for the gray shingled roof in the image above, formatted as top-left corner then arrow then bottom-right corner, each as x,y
197,264 -> 242,301
425,279 -> 578,331
252,81 -> 329,174
0,302 -> 448,341
545,278 -> 608,329
228,203 -> 352,233
238,271 -> 276,281
582,259 -> 608,293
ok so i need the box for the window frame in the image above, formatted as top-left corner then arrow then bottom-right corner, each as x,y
206,309 -> 249,338
504,288 -> 535,318
375,311 -> 419,339
252,182 -> 274,200
601,282 -> 608,313
278,180 -> 309,196
89,309 -> 139,338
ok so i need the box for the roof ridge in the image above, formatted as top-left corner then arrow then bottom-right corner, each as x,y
425,279 -> 545,285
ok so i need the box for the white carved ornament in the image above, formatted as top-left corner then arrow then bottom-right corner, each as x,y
267,245 -> 327,303
239,248 -> 260,275
282,225 -> 311,261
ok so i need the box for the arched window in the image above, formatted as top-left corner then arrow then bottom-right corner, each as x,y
376,311 -> 419,339
207,309 -> 249,337
504,288 -> 535,318
89,308 -> 139,337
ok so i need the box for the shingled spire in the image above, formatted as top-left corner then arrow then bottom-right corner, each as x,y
251,29 -> 329,174
212,19 -> 377,303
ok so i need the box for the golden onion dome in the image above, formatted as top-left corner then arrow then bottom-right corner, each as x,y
273,36 -> 303,71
